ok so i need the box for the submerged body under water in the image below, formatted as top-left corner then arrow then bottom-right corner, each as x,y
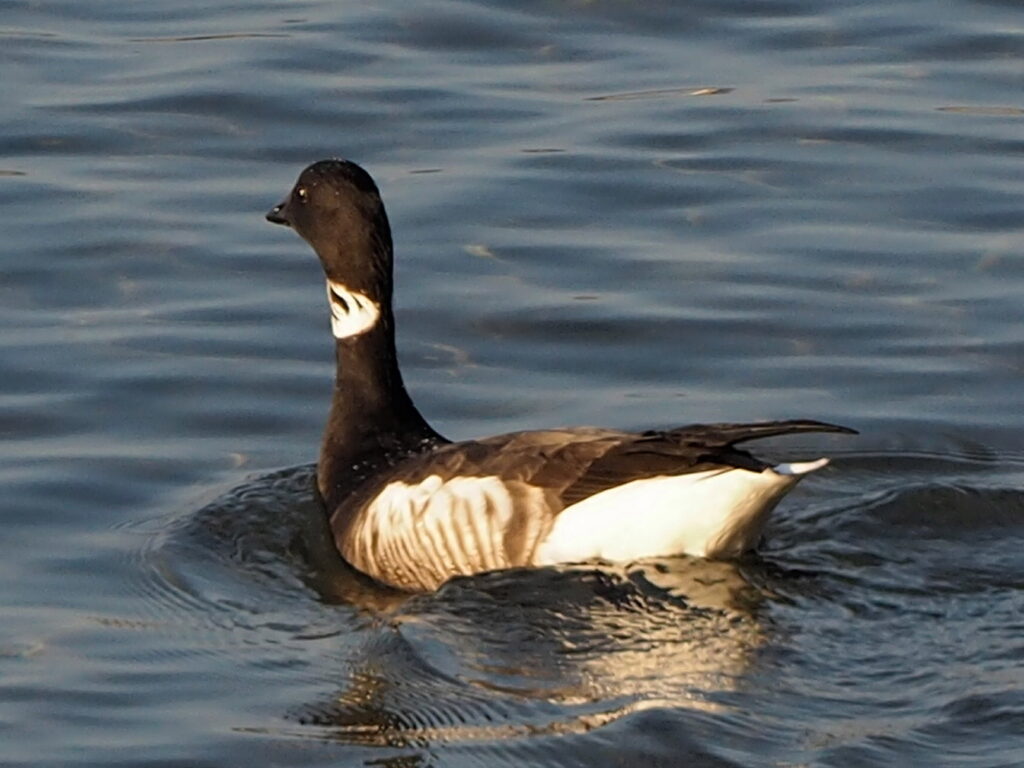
3,0 -> 1024,765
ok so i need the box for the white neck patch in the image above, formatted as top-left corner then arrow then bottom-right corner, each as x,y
325,279 -> 380,339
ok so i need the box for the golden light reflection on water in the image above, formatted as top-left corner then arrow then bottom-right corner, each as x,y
298,556 -> 769,747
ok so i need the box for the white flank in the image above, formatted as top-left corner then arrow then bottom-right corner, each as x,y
353,475 -> 549,579
326,279 -> 380,339
535,461 -> 827,565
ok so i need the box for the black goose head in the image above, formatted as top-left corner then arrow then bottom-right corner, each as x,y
266,159 -> 394,301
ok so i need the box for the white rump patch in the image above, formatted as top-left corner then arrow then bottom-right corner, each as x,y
773,457 -> 829,476
326,279 -> 380,338
536,461 -> 828,565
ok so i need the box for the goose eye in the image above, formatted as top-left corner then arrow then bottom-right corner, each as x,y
296,187 -> 309,203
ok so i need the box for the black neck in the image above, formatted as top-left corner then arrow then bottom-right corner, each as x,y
317,307 -> 445,508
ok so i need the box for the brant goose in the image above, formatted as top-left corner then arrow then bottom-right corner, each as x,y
266,159 -> 855,592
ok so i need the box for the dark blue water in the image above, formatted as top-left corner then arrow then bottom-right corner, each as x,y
3,1 -> 1024,765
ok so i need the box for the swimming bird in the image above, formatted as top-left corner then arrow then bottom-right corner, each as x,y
265,159 -> 855,592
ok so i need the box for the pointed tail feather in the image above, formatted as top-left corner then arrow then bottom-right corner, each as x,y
664,419 -> 857,448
